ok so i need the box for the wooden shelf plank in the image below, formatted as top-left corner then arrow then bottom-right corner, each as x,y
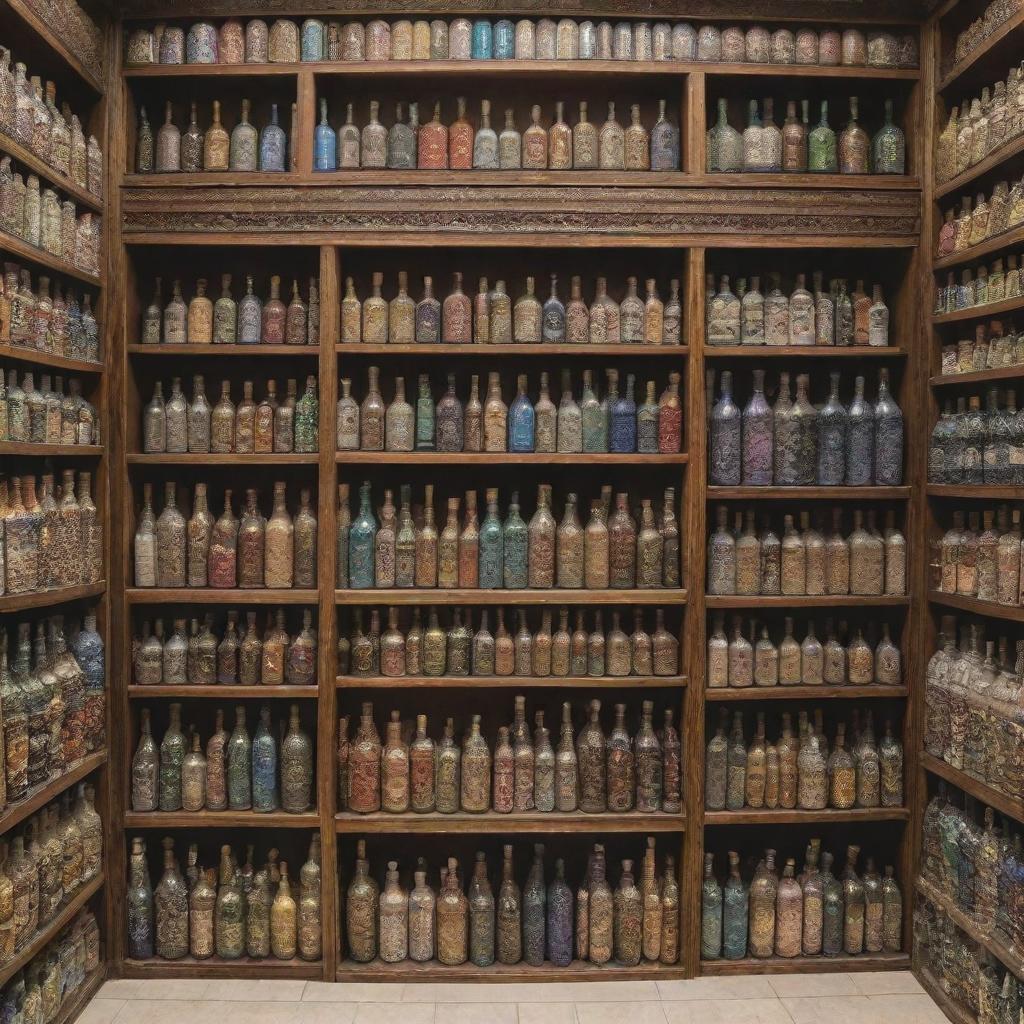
124,811 -> 320,828
701,952 -> 910,976
708,486 -> 910,499
4,0 -> 104,94
127,453 -> 318,465
0,442 -> 102,457
54,968 -> 105,1024
0,229 -> 100,286
337,588 -> 687,606
336,957 -> 686,981
0,750 -> 106,836
933,295 -> 1024,324
928,591 -> 1024,623
339,675 -> 687,690
0,132 -> 103,212
703,345 -> 906,358
705,685 -> 908,701
926,484 -> 1024,498
930,365 -> 1024,386
705,807 -> 910,825
0,872 -> 104,988
336,810 -> 685,834
126,588 -> 318,605
698,173 -> 918,191
916,875 -> 1024,979
336,343 -> 689,357
128,685 -> 319,698
0,344 -> 102,375
127,344 -> 319,356
917,967 -> 977,1024
920,752 -> 1024,825
0,581 -> 105,613
936,133 -> 1024,200
934,223 -> 1024,272
121,956 -> 322,979
937,10 -> 1024,93
338,452 -> 687,465
706,595 -> 909,608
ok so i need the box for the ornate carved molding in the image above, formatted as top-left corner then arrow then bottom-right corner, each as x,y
16,0 -> 104,81
121,185 -> 920,240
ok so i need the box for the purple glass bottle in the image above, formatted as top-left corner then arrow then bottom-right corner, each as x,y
742,368 -> 773,485
610,372 -> 637,453
508,374 -> 535,453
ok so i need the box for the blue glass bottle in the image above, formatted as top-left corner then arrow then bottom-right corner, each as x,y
252,706 -> 279,811
508,374 -> 536,452
610,372 -> 637,453
494,20 -> 515,58
348,481 -> 377,588
301,18 -> 325,61
478,487 -> 504,588
471,19 -> 493,59
314,97 -> 336,171
542,274 -> 566,343
259,103 -> 287,171
503,491 -> 528,589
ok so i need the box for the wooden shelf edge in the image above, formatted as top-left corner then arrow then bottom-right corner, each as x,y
932,294 -> 1024,324
0,750 -> 106,836
926,484 -> 1024,498
125,589 -> 318,605
937,10 -> 1024,93
934,223 -> 1024,272
124,811 -> 320,828
916,875 -> 1024,979
0,443 -> 103,457
705,685 -> 908,701
706,595 -> 909,608
701,952 -> 910,976
0,872 -> 104,988
708,486 -> 910,499
54,967 -> 105,1024
0,581 -> 105,613
930,365 -> 1024,386
336,812 -> 686,834
127,685 -> 320,698
0,344 -> 102,374
337,452 -> 688,465
704,807 -> 910,825
120,957 -> 322,979
127,344 -> 320,356
336,958 -> 686,981
917,967 -> 977,1024
703,346 -> 906,358
0,130 -> 103,212
127,453 -> 318,464
336,589 -> 688,605
928,591 -> 1024,623
920,752 -> 1024,824
335,343 -> 689,356
0,229 -> 101,286
339,675 -> 687,689
935,133 -> 1024,200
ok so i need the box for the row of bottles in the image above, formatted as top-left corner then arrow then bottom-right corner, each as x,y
937,256 -> 1024,315
914,898 -> 1020,1024
921,784 -> 1023,951
338,482 -> 681,591
934,507 -> 1024,606
133,480 -> 317,590
705,708 -> 903,811
706,97 -> 905,175
339,271 -> 682,347
0,371 -> 97,446
939,322 -> 1024,378
125,17 -> 918,68
0,908 -> 101,1019
314,98 -> 678,172
340,606 -> 680,679
951,0 -> 1018,68
142,376 -> 318,454
0,617 -> 105,801
132,610 -> 316,688
707,507 -> 907,597
0,160 -> 101,276
131,703 -> 314,814
705,272 -> 891,347
924,618 -> 1024,799
702,843 -> 902,960
936,65 -> 1024,184
936,177 -> 1024,259
338,697 -> 681,816
708,614 -> 902,690
138,100 -> 289,174
142,275 -> 319,346
127,835 -> 322,962
708,369 -> 904,487
0,786 -> 102,956
0,263 -> 100,362
337,368 -> 682,455
344,838 -> 680,967
930,391 -> 1024,484
0,472 -> 102,595
0,49 -> 102,197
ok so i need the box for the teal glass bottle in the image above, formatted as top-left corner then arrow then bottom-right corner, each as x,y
348,481 -> 377,589
808,100 -> 838,172
508,374 -> 535,453
503,491 -> 528,589
871,98 -> 905,174
722,851 -> 748,959
479,487 -> 504,589
580,370 -> 605,453
252,705 -> 279,812
415,374 -> 435,451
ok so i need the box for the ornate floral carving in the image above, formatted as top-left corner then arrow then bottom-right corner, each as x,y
122,185 -> 920,240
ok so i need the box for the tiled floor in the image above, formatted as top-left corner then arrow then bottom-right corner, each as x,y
81,971 -> 948,1024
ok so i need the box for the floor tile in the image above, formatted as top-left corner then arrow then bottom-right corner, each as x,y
769,974 -> 861,999
517,1002 -> 576,1024
780,995 -> 873,1024
78,1000 -> 127,1024
120,980 -> 214,1001
435,1002 -> 517,1024
202,1001 -> 301,1024
95,981 -> 141,1000
354,1002 -> 435,1024
112,1000 -> 217,1024
212,980 -> 309,1002
657,977 -> 776,1001
306,982 -> 406,1002
566,982 -> 661,1002
865,994 -> 949,1024
575,1000 -> 668,1024
405,984 -> 522,1003
662,998 -> 794,1024
293,1005 -> 358,1024
851,972 -> 925,996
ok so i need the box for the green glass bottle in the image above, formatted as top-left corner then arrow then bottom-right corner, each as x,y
808,100 -> 837,172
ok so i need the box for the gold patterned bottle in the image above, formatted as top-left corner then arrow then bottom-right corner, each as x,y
437,857 -> 469,965
298,835 -> 321,961
496,844 -> 521,964
345,839 -> 378,962
378,860 -> 408,963
748,849 -> 778,958
409,863 -> 435,961
614,858 -> 642,966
